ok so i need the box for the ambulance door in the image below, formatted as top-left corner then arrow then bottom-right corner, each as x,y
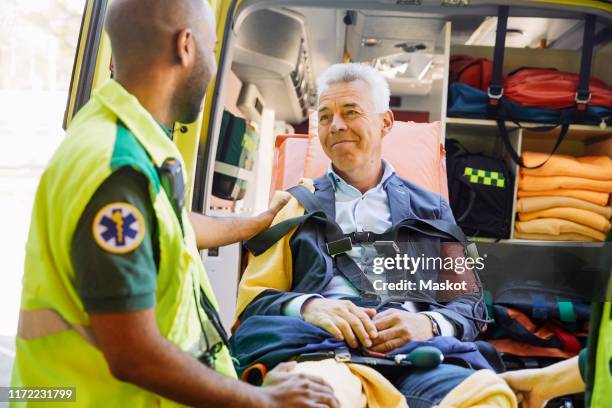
63,0 -> 111,130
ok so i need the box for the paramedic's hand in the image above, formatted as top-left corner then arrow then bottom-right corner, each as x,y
302,298 -> 378,349
189,198 -> 288,249
369,309 -> 433,353
261,362 -> 340,408
500,356 -> 584,408
245,198 -> 290,239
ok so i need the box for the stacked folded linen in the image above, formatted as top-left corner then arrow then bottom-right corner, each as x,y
515,152 -> 612,241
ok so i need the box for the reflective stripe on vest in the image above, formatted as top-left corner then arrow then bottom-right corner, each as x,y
17,309 -> 97,347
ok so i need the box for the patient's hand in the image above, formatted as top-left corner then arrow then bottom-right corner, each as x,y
369,309 -> 433,353
302,298 -> 377,349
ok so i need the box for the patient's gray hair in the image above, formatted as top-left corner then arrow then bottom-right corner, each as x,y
316,63 -> 390,113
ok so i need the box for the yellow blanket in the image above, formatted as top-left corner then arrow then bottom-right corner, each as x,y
519,175 -> 612,193
435,369 -> 517,408
291,359 -> 407,408
515,218 -> 606,241
235,180 -> 313,322
516,196 -> 612,219
517,189 -> 609,206
518,208 -> 611,232
521,152 -> 612,181
514,231 -> 596,242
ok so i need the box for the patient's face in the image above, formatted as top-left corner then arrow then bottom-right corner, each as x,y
318,80 -> 388,174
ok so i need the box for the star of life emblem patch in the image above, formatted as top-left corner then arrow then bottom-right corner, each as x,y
92,202 -> 146,254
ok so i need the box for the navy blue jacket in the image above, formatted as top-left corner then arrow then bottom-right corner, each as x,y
240,174 -> 486,341
231,316 -> 493,376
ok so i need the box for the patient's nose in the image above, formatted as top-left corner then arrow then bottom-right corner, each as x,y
331,114 -> 347,133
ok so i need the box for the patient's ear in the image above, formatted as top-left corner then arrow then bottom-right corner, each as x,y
380,110 -> 394,138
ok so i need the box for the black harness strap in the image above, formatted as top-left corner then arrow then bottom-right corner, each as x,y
487,5 -> 509,107
491,10 -> 597,169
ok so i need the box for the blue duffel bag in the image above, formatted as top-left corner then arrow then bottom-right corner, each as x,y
448,82 -> 611,128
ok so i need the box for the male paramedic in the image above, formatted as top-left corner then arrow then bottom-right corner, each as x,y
11,1 -> 339,407
236,63 -> 497,407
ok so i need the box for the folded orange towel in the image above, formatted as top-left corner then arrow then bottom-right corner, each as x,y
517,189 -> 610,206
516,196 -> 612,218
514,231 -> 596,242
515,218 -> 606,241
519,175 -> 612,193
521,152 -> 612,180
518,208 -> 611,232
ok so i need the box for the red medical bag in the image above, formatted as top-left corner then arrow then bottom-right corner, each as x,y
449,55 -> 493,92
504,68 -> 612,110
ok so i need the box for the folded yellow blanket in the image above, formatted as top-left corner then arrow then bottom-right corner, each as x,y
435,369 -> 517,408
519,175 -> 612,193
516,196 -> 612,218
291,358 -> 408,408
517,189 -> 610,206
521,152 -> 612,180
515,218 -> 606,241
514,231 -> 597,242
518,208 -> 611,232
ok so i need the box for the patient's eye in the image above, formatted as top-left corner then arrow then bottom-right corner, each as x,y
319,113 -> 331,125
344,109 -> 359,118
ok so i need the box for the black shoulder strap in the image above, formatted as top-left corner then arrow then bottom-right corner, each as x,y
487,5 -> 509,107
288,185 -> 347,243
576,14 -> 596,112
493,11 -> 597,169
244,213 -> 319,256
244,185 -> 346,256
392,218 -> 468,245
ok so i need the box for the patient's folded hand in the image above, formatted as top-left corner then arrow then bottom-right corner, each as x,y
302,298 -> 378,349
369,309 -> 434,353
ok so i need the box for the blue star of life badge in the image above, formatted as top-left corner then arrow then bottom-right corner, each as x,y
92,202 -> 146,254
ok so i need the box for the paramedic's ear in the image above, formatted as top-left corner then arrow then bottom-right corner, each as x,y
381,110 -> 394,138
176,28 -> 194,68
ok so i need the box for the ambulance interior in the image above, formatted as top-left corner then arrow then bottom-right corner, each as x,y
200,2 -> 612,383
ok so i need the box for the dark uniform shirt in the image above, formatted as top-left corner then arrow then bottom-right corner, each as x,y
71,125 -> 172,313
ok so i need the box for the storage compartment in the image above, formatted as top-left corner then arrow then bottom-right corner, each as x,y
445,22 -> 612,242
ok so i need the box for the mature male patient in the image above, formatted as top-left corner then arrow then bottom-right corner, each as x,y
235,64 -> 489,407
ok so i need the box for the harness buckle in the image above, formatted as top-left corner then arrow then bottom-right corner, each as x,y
351,231 -> 372,244
326,237 -> 352,257
575,90 -> 591,111
334,347 -> 351,363
487,85 -> 504,106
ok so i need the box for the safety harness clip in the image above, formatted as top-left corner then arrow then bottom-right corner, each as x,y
326,237 -> 352,257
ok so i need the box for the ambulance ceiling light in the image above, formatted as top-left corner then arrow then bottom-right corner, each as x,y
373,52 -> 433,81
362,37 -> 381,47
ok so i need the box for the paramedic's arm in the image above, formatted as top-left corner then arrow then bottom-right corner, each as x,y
501,353 -> 585,408
189,198 -> 288,249
90,309 -> 339,408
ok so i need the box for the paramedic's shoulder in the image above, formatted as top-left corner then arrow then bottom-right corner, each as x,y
391,174 -> 455,222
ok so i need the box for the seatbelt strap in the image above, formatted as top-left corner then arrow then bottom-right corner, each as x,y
576,14 -> 596,112
494,13 -> 596,168
244,213 -> 322,256
18,309 -> 98,347
487,5 -> 508,107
